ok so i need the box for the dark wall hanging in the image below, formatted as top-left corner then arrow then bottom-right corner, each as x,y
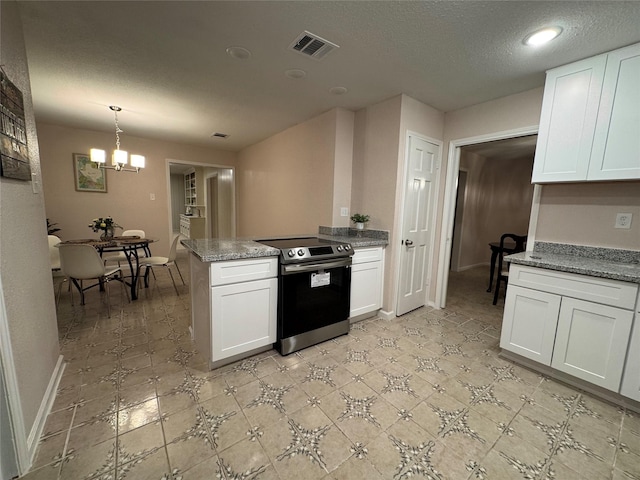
1,71 -> 31,181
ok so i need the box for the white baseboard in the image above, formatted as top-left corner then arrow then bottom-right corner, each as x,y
378,309 -> 395,320
26,355 -> 65,466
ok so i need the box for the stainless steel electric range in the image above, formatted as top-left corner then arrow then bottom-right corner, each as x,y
257,237 -> 353,355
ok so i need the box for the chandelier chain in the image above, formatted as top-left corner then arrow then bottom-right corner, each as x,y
114,109 -> 122,151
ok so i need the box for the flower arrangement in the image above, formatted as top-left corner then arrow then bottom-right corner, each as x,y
89,217 -> 121,236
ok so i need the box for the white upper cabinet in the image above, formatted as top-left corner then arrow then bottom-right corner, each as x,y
589,44 -> 640,180
532,43 -> 640,183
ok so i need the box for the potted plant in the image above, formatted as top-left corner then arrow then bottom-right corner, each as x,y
350,213 -> 370,230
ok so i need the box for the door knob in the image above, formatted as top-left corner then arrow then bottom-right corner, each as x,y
405,239 -> 414,246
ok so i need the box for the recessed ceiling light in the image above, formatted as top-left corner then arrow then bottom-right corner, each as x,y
524,27 -> 563,46
285,69 -> 307,79
226,46 -> 251,60
329,86 -> 348,95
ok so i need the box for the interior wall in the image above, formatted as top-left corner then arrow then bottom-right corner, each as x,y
169,173 -> 184,231
37,122 -> 237,255
537,181 -> 640,249
457,151 -> 534,268
433,87 -> 544,300
353,94 -> 444,314
0,0 -> 60,469
236,108 -> 344,237
331,109 -> 354,227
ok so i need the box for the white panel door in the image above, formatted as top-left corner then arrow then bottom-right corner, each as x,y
531,55 -> 606,183
589,43 -> 640,180
397,135 -> 439,316
552,297 -> 633,391
500,285 -> 561,365
211,278 -> 277,360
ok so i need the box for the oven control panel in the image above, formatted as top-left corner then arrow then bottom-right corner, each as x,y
284,243 -> 351,263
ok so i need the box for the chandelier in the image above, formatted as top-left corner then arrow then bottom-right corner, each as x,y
90,106 -> 145,173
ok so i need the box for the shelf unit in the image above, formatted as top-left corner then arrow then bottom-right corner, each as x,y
184,170 -> 196,206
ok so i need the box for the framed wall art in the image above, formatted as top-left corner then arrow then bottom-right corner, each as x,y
73,153 -> 107,192
1,71 -> 32,181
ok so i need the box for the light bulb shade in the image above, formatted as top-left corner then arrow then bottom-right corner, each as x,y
130,154 -> 145,169
112,149 -> 128,166
90,148 -> 106,164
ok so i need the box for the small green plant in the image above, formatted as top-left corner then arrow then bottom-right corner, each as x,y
47,218 -> 61,235
350,213 -> 370,224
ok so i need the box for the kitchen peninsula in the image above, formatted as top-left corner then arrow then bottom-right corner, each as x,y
181,229 -> 388,369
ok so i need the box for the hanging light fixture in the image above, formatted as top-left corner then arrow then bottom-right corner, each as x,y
90,106 -> 145,172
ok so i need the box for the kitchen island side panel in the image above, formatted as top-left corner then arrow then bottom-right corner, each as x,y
190,252 -> 212,363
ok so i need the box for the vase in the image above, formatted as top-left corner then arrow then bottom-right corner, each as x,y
100,226 -> 115,241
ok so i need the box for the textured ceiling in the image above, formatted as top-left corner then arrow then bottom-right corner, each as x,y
16,1 -> 640,152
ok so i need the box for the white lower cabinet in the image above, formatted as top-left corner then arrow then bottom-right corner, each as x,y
500,264 -> 638,396
190,255 -> 278,368
551,297 -> 633,391
211,277 -> 277,361
500,285 -> 561,365
350,247 -> 384,318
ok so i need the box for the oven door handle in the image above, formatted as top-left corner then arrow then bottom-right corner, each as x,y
282,258 -> 352,275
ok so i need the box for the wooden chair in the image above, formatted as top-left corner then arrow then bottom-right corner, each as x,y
493,233 -> 527,305
58,243 -> 129,317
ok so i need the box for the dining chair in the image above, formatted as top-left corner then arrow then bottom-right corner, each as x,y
48,235 -> 67,307
103,229 -> 147,268
137,234 -> 185,296
58,243 -> 129,317
493,233 -> 527,305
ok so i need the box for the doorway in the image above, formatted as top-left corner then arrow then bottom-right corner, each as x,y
167,160 -> 236,241
436,128 -> 540,309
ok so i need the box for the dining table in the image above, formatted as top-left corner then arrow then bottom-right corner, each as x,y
486,241 -> 518,292
58,236 -> 155,300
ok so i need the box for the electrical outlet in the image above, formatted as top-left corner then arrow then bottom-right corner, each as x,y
340,207 -> 349,217
150,193 -> 156,201
615,213 -> 632,229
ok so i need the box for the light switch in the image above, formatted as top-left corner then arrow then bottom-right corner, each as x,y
340,207 -> 349,217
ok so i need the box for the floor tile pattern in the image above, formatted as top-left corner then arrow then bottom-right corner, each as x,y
20,260 -> 640,479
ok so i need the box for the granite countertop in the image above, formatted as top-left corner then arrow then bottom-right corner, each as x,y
506,242 -> 640,284
181,228 -> 389,262
181,238 -> 279,262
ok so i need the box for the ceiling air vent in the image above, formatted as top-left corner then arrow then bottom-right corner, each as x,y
289,31 -> 339,60
211,132 -> 229,139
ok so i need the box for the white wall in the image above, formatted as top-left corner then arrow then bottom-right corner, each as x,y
0,1 -> 61,471
236,108 -> 348,237
37,122 -> 237,256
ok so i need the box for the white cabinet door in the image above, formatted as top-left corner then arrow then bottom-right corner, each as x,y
620,306 -> 640,401
350,261 -> 382,318
500,285 -> 561,365
531,55 -> 606,183
551,297 -> 633,391
589,43 -> 640,180
211,278 -> 277,361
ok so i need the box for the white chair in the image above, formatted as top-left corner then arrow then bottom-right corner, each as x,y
58,244 -> 129,317
48,235 -> 67,307
104,229 -> 147,268
137,234 -> 185,296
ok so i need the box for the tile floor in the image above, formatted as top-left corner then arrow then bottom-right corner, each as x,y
21,259 -> 640,479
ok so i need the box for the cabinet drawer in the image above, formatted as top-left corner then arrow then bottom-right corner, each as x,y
210,258 -> 278,286
352,247 -> 383,264
508,264 -> 638,310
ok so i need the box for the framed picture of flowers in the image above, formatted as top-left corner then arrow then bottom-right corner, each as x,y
73,153 -> 107,192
